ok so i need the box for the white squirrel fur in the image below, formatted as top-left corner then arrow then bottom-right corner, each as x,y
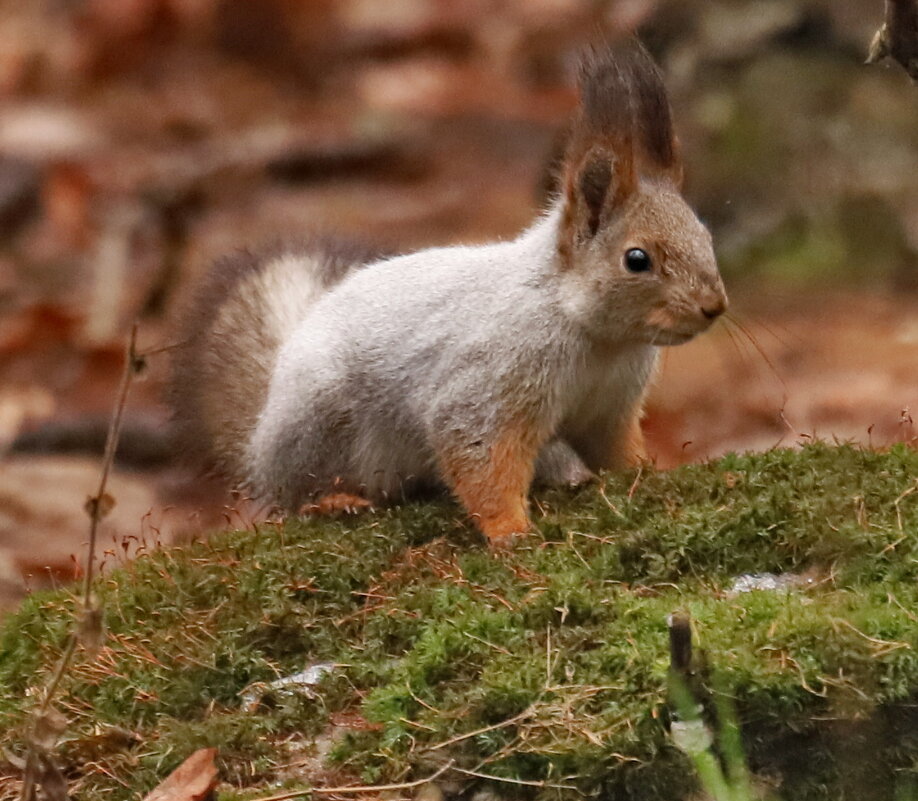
247,203 -> 657,507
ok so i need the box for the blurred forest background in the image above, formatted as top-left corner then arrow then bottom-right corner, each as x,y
0,0 -> 916,606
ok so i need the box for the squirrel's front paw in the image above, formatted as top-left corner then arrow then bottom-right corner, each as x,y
479,514 -> 533,549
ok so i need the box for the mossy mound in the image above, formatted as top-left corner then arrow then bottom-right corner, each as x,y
2,444 -> 918,800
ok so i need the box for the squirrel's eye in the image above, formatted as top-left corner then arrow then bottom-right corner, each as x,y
624,248 -> 652,273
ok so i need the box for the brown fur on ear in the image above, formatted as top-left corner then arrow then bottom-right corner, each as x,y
578,157 -> 612,237
558,145 -> 635,268
626,43 -> 681,179
571,41 -> 682,183
557,41 -> 683,266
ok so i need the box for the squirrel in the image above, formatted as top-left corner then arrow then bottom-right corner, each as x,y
169,42 -> 727,547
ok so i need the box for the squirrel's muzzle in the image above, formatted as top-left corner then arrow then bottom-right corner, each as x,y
700,294 -> 727,320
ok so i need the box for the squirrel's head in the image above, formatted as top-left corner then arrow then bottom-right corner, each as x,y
557,43 -> 727,346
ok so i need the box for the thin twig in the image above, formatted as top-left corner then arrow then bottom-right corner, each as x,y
866,0 -> 918,80
83,323 -> 141,603
426,710 -> 531,751
19,324 -> 143,801
248,760 -> 455,801
36,326 -> 140,713
596,485 -> 625,518
627,467 -> 643,500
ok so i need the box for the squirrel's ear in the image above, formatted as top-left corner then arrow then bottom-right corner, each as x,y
558,147 -> 634,266
578,157 -> 611,237
570,149 -> 634,237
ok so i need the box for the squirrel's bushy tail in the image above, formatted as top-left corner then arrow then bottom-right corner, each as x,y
169,241 -> 370,485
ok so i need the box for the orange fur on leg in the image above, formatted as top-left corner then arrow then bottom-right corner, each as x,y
439,425 -> 540,547
622,412 -> 647,467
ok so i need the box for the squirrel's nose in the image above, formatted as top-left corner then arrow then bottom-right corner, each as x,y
700,293 -> 727,320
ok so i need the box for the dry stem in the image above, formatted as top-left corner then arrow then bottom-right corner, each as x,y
249,760 -> 455,801
18,324 -> 144,801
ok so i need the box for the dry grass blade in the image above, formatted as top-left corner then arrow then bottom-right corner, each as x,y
448,766 -> 577,791
248,760 -> 455,801
426,710 -> 532,751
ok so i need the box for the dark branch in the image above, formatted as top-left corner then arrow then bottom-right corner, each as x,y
867,0 -> 918,81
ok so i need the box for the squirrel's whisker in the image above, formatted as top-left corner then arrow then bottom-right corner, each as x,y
722,314 -> 789,404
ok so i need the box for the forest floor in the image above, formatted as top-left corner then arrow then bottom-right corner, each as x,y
1,0 -> 917,609
2,444 -> 918,801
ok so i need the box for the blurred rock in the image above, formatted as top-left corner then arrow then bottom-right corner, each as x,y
0,456 -> 164,601
0,157 -> 40,238
0,105 -> 101,162
0,385 -> 55,452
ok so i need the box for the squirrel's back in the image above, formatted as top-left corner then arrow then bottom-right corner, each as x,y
169,241 -> 370,484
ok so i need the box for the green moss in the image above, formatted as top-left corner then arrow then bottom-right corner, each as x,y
2,444 -> 918,800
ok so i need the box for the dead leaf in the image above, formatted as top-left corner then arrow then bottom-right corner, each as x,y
43,162 -> 94,248
142,748 -> 218,801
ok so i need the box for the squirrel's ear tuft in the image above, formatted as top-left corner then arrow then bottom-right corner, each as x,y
626,43 -> 680,176
578,45 -> 636,142
577,41 -> 682,184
